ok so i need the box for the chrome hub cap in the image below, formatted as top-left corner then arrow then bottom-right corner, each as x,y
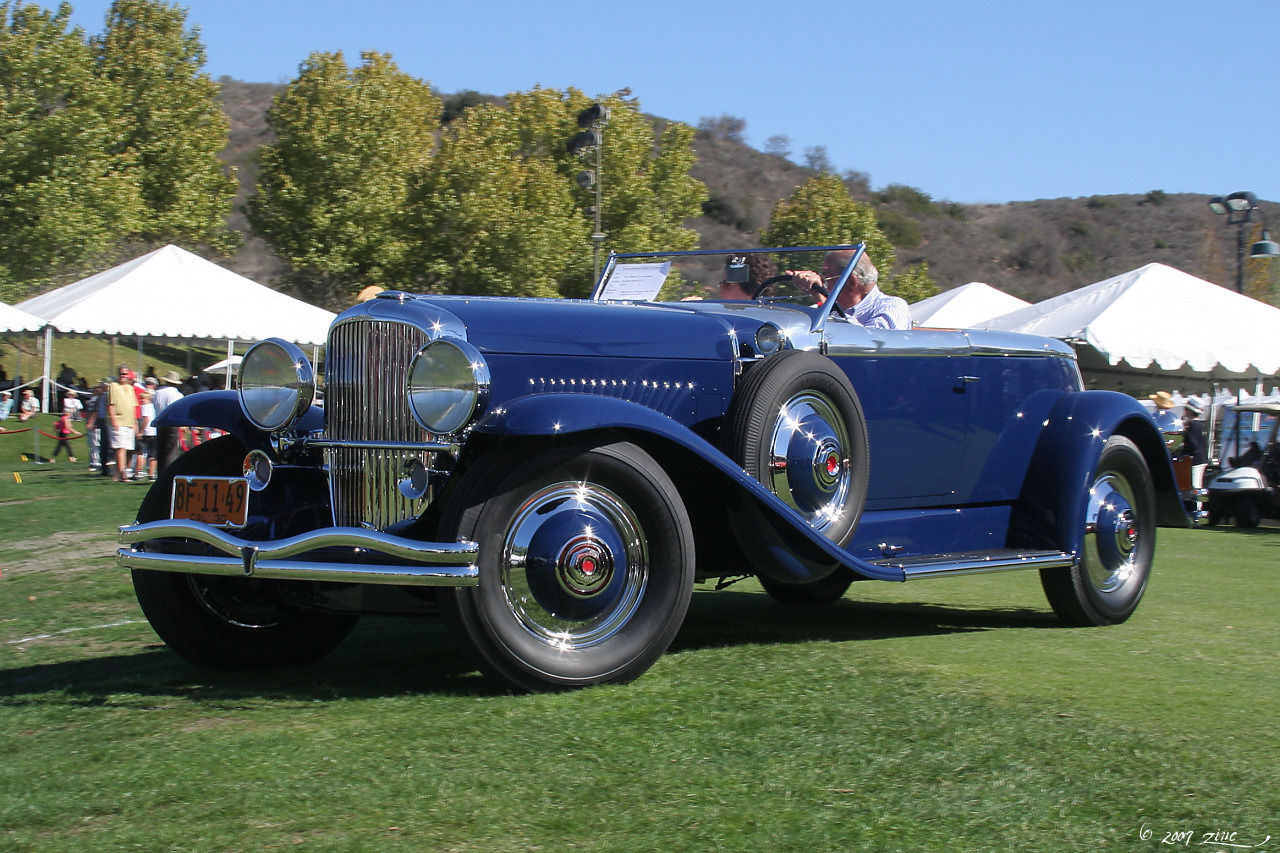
766,391 -> 852,537
499,481 -> 647,649
1083,472 -> 1140,593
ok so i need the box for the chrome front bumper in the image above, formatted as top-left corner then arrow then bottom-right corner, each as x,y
117,520 -> 479,586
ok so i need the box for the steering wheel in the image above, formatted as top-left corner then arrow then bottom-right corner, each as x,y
751,273 -> 794,300
751,272 -> 847,318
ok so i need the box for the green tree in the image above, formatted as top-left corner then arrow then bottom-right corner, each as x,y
403,101 -> 589,297
405,87 -> 704,298
248,50 -> 439,307
762,173 -> 895,271
0,1 -> 143,299
93,0 -> 236,251
762,173 -> 936,300
883,261 -> 938,303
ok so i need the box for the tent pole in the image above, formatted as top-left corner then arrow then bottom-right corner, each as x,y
225,339 -> 234,390
41,326 -> 53,412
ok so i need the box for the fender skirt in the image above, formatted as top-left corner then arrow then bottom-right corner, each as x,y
1008,389 -> 1187,557
472,393 -> 904,582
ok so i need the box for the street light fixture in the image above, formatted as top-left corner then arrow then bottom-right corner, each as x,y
1208,191 -> 1280,292
568,103 -> 610,283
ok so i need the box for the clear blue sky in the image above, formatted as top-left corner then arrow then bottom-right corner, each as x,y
65,0 -> 1280,205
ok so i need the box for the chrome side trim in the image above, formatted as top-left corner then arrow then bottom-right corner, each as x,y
117,520 -> 478,587
875,548 -> 1074,580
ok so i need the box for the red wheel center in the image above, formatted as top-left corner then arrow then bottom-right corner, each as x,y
580,557 -> 597,576
825,452 -> 840,476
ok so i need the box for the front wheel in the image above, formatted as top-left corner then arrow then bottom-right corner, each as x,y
438,440 -> 695,692
131,436 -> 358,669
1040,435 -> 1155,626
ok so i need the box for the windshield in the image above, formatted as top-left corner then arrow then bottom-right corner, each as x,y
1218,408 -> 1280,468
591,244 -> 864,307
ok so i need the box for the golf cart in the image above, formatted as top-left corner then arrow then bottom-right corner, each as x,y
1205,403 -> 1280,527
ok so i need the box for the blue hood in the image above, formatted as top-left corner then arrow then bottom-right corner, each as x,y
399,295 -> 742,360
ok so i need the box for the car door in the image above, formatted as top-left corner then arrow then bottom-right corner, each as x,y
825,326 -> 972,506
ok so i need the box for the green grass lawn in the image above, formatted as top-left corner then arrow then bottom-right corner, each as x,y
1,438 -> 1276,852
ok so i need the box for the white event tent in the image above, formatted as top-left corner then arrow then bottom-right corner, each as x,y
0,300 -> 45,333
910,281 -> 1030,328
979,263 -> 1280,395
0,301 -> 47,396
16,245 -> 336,407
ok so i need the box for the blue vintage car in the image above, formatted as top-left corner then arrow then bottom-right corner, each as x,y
118,245 -> 1184,691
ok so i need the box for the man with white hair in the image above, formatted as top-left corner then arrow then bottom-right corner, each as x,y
787,249 -> 911,329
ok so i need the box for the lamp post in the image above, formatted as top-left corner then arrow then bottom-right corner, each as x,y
568,103 -> 610,284
1207,191 -> 1280,293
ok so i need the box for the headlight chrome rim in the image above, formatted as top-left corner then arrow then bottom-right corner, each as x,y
407,338 -> 489,435
238,338 -> 315,432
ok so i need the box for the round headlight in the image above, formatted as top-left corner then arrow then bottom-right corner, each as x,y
755,323 -> 784,355
407,338 -> 489,434
238,338 -> 315,431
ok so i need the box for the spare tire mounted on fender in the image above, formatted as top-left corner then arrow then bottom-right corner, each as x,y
724,349 -> 870,549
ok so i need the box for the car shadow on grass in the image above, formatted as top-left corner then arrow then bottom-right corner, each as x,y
0,617 -> 501,702
670,588 -> 1060,654
0,592 -> 1060,702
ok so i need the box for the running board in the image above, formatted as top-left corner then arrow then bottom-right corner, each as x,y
872,548 -> 1074,580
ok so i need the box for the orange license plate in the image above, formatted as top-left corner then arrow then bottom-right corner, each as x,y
171,476 -> 249,528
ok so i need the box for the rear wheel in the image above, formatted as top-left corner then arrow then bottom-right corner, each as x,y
439,440 -> 695,692
1040,436 -> 1155,626
131,436 -> 358,669
757,568 -> 855,606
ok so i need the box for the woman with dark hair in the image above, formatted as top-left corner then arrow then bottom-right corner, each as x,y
717,254 -> 778,300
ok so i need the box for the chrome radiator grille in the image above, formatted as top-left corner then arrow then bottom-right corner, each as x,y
325,318 -> 433,530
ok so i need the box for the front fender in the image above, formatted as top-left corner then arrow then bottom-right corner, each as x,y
154,391 -> 324,454
1009,390 -> 1185,556
473,393 -> 904,582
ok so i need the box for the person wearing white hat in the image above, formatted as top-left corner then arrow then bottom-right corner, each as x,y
1181,399 -> 1208,492
151,370 -> 185,476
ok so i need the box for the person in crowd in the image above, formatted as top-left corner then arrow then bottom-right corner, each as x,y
56,363 -> 77,405
61,389 -> 83,423
0,390 -> 11,421
85,379 -> 112,474
1149,391 -> 1182,435
49,407 -> 81,462
107,365 -> 138,482
134,388 -> 156,480
18,388 -> 40,421
151,371 -> 185,476
786,249 -> 911,329
717,254 -> 779,300
1180,400 -> 1206,465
